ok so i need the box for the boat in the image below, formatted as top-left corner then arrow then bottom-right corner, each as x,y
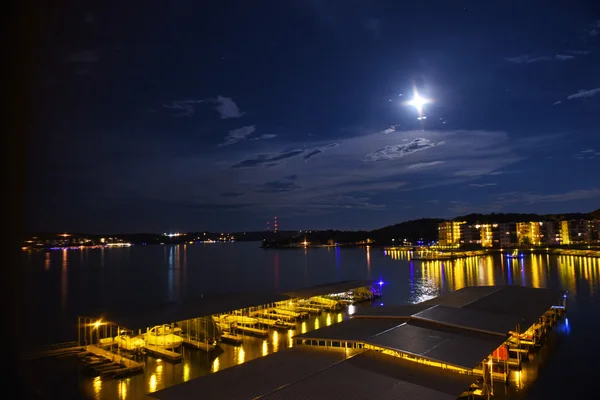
114,335 -> 145,351
223,315 -> 258,326
506,249 -> 524,259
144,325 -> 183,349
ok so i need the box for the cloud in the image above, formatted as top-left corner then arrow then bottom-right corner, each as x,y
231,149 -> 305,168
221,192 -> 244,197
302,143 -> 339,161
554,54 -> 575,61
469,183 -> 497,188
566,50 -> 590,55
566,88 -> 600,100
303,149 -> 322,161
589,20 -> 600,36
504,54 -> 551,64
219,125 -> 256,146
164,95 -> 245,118
380,125 -> 397,134
163,100 -> 206,117
505,52 -> 583,64
63,129 -> 546,222
257,180 -> 301,193
365,138 -> 441,162
553,100 -> 562,106
497,189 -> 600,204
64,50 -> 99,63
406,161 -> 445,170
213,95 -> 245,119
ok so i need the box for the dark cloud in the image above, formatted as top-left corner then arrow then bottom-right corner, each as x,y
221,192 -> 245,197
365,138 -> 440,162
257,180 -> 301,193
303,149 -> 322,161
231,150 -> 305,168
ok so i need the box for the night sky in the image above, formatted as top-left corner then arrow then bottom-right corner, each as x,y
26,1 -> 600,233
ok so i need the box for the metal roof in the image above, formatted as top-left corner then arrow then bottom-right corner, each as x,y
152,349 -> 474,400
351,304 -> 432,319
96,292 -> 290,331
419,286 -> 502,308
365,321 -> 506,370
150,347 -> 347,400
283,280 -> 374,298
260,353 -> 457,400
412,304 -> 523,336
294,318 -> 402,342
463,285 -> 562,328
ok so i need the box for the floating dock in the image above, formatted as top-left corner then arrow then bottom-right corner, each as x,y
86,345 -> 144,377
143,345 -> 182,362
221,333 -> 243,345
181,337 -> 216,352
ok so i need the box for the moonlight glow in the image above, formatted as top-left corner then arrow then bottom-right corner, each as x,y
406,91 -> 430,115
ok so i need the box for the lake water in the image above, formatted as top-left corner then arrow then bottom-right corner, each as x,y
21,243 -> 600,399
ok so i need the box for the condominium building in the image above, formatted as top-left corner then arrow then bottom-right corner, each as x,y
437,221 -> 465,246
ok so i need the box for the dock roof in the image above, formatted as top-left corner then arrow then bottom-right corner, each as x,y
411,304 -> 523,336
294,318 -> 403,342
463,285 -> 562,328
151,348 -> 475,400
282,280 -> 374,298
96,292 -> 290,331
365,321 -> 507,369
351,303 -> 432,319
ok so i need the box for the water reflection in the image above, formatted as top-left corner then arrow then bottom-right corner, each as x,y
61,249 -> 68,311
28,246 -> 600,400
93,377 -> 101,399
366,246 -> 371,277
274,252 -> 279,289
44,252 -> 51,270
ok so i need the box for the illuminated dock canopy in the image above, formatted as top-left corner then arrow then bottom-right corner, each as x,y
85,280 -> 375,331
151,347 -> 473,400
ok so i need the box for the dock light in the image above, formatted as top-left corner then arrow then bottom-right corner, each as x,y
378,280 -> 384,286
156,359 -> 162,363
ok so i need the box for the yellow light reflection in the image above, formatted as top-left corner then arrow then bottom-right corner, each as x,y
93,377 -> 101,399
156,364 -> 163,376
212,357 -> 220,373
301,321 -> 307,334
272,331 -> 279,353
288,329 -> 294,348
149,374 -> 157,393
262,339 -> 268,356
314,318 -> 320,330
237,346 -> 246,364
326,313 -> 332,326
118,380 -> 128,400
337,313 -> 343,323
183,363 -> 190,382
44,252 -> 51,270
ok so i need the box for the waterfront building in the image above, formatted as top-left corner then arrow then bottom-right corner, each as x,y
459,224 -> 498,247
516,222 -> 543,246
499,223 -> 518,248
437,221 -> 465,246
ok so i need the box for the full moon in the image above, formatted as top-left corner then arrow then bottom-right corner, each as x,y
406,91 -> 430,115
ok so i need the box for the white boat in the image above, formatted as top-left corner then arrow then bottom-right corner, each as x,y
144,325 -> 183,349
224,316 -> 258,325
114,335 -> 145,351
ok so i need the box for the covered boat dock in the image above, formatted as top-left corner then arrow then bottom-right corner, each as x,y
75,280 -> 378,374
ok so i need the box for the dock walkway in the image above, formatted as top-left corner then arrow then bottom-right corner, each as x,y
181,337 -> 216,352
144,345 -> 182,362
87,345 -> 144,377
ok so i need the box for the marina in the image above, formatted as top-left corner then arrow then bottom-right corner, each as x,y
31,280 -> 379,381
153,285 -> 566,400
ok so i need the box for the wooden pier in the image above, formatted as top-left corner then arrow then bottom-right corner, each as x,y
234,325 -> 269,337
221,333 -> 243,345
181,337 -> 217,352
143,345 -> 182,362
86,345 -> 144,377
